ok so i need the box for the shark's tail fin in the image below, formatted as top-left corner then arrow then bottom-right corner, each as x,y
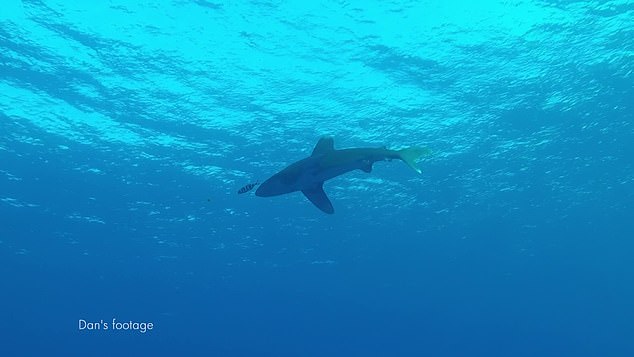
397,147 -> 431,174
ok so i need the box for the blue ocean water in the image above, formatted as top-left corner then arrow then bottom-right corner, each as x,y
1,0 -> 633,356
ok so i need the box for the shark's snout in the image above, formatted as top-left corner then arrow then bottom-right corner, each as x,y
255,175 -> 291,197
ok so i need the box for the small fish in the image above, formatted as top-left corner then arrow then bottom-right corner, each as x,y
237,181 -> 259,194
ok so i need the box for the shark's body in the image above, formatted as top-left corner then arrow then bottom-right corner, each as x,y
255,137 -> 428,214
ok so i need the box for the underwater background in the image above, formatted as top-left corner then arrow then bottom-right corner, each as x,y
1,0 -> 633,356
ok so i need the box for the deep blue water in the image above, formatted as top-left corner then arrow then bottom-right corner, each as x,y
1,1 -> 633,356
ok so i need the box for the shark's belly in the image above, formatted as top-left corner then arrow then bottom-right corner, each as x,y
296,161 -> 359,189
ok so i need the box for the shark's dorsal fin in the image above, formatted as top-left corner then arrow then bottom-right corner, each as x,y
302,183 -> 334,214
311,137 -> 334,156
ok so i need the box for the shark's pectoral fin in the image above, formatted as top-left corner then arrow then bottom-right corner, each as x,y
302,183 -> 334,214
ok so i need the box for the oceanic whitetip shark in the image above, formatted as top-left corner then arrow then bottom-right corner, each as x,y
255,137 -> 430,214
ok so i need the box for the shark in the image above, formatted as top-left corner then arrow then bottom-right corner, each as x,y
255,137 -> 430,214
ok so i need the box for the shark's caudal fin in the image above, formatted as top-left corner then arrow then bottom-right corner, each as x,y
397,147 -> 431,174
